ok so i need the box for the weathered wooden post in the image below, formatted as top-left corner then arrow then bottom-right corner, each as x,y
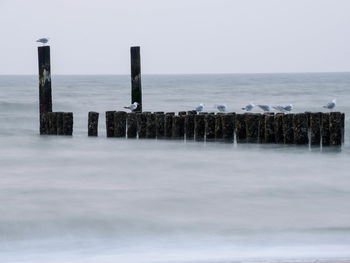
146,113 -> 156,138
321,113 -> 330,146
114,111 -> 127,137
205,114 -> 215,141
130,46 -> 142,112
222,113 -> 235,142
155,112 -> 165,138
63,112 -> 73,136
258,114 -> 266,143
235,114 -> 246,143
185,112 -> 195,140
179,111 -> 187,116
38,46 -> 52,134
136,112 -> 147,138
215,113 -> 224,140
341,113 -> 345,143
48,112 -> 57,135
265,113 -> 275,143
282,114 -> 294,144
127,113 -> 137,138
245,113 -> 259,143
329,112 -> 342,146
194,114 -> 205,141
106,111 -> 116,137
305,111 -> 312,128
274,113 -> 284,144
172,115 -> 184,139
164,112 -> 174,139
56,112 -> 64,135
88,111 -> 99,136
293,113 -> 308,145
310,112 -> 321,145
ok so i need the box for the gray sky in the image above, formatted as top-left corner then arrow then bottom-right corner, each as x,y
0,0 -> 349,74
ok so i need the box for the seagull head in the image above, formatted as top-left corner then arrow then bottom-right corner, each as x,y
133,102 -> 139,106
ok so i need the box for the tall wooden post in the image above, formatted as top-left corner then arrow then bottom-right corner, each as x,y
88,112 -> 99,136
130,46 -> 142,112
38,46 -> 52,134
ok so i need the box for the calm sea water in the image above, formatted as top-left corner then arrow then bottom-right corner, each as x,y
0,73 -> 350,263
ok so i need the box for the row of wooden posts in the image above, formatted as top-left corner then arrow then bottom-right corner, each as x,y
85,110 -> 345,146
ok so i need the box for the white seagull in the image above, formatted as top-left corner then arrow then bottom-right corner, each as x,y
215,104 -> 227,112
241,103 -> 255,111
195,103 -> 204,112
273,104 -> 293,112
36,37 -> 49,45
257,104 -> 271,112
124,102 -> 139,111
323,99 -> 336,110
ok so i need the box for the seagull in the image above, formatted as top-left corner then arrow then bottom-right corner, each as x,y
124,102 -> 139,111
273,105 -> 285,112
241,103 -> 255,111
215,104 -> 227,112
195,103 -> 204,112
273,104 -> 293,112
36,37 -> 49,45
323,99 -> 336,110
257,104 -> 271,112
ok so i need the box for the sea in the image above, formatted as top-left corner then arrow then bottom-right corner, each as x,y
0,73 -> 350,263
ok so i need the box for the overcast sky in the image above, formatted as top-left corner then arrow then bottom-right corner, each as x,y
0,0 -> 349,74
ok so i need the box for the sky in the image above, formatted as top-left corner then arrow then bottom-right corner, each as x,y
0,0 -> 349,74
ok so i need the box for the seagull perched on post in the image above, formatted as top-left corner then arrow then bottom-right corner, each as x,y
124,102 -> 139,111
323,99 -> 336,110
257,104 -> 271,112
195,103 -> 204,112
273,104 -> 293,113
36,37 -> 49,45
241,103 -> 255,111
215,104 -> 227,112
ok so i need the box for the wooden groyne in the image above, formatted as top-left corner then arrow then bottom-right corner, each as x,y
38,46 -> 74,135
102,111 -> 345,146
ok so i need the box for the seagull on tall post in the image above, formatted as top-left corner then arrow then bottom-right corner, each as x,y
36,37 -> 49,45
124,102 -> 139,111
215,104 -> 227,112
241,103 -> 255,111
195,103 -> 204,112
323,99 -> 336,110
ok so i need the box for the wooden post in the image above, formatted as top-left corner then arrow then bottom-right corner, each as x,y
293,113 -> 308,145
194,114 -> 205,141
155,112 -> 165,138
88,111 -> 99,136
146,113 -> 156,138
136,112 -> 147,138
329,112 -> 342,146
205,114 -> 215,141
179,111 -> 187,116
40,113 -> 49,135
164,112 -> 174,139
185,113 -> 195,140
245,113 -> 259,143
172,115 -> 184,139
63,112 -> 73,136
114,111 -> 127,137
106,111 -> 116,137
127,113 -> 137,138
48,112 -> 57,135
38,46 -> 52,134
130,46 -> 142,112
341,113 -> 345,143
56,112 -> 64,135
235,114 -> 246,143
310,112 -> 321,145
282,114 -> 294,144
258,114 -> 266,143
215,113 -> 224,140
222,113 -> 235,142
321,113 -> 330,146
274,113 -> 284,144
265,113 -> 275,143
305,111 -> 312,128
